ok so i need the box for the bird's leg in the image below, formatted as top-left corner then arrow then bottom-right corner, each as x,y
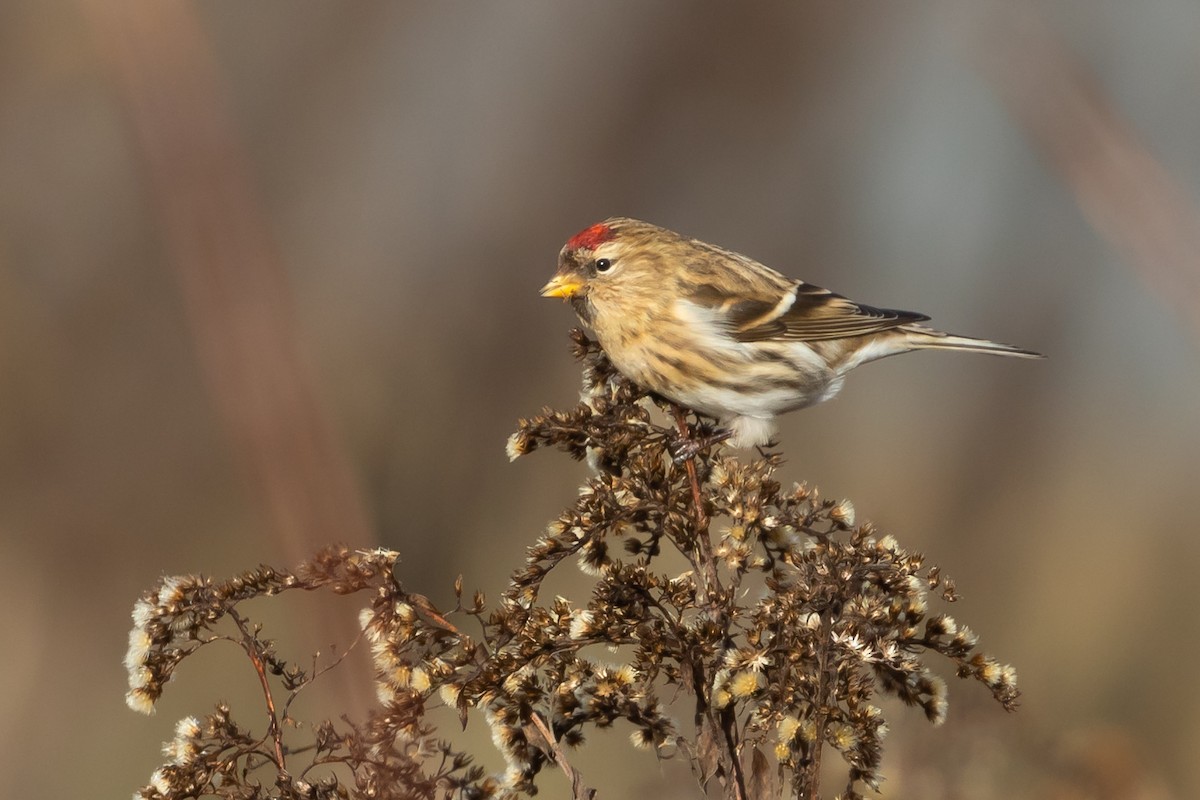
670,408 -> 726,607
667,425 -> 733,464
754,440 -> 780,460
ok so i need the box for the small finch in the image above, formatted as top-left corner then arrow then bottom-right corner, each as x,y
541,218 -> 1043,448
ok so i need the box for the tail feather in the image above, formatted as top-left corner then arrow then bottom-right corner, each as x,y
905,328 -> 1044,359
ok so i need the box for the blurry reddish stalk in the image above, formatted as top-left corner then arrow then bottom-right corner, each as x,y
82,0 -> 375,710
972,0 -> 1200,341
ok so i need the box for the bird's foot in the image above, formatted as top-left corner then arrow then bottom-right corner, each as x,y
754,439 -> 781,460
668,428 -> 733,464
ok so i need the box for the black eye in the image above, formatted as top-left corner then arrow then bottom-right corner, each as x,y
595,258 -> 612,272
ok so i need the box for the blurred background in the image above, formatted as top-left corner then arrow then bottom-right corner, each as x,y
2,1 -> 1198,797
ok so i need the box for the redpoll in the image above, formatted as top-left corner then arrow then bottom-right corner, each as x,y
541,218 -> 1042,448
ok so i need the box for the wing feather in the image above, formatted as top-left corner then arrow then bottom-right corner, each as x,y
693,279 -> 929,343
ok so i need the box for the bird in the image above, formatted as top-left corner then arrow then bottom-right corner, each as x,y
540,217 -> 1042,449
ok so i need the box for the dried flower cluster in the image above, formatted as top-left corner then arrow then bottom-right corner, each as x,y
125,330 -> 1018,800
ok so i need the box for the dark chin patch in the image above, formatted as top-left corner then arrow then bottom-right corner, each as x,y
570,295 -> 594,324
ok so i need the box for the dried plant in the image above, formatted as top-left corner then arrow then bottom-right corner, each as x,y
125,330 -> 1019,800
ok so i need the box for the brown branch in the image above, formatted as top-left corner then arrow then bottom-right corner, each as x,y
800,607 -> 837,800
686,653 -> 750,800
408,592 -> 469,637
719,705 -> 749,800
279,626 -> 368,722
672,407 -> 709,529
529,712 -> 597,800
230,610 -> 286,772
670,406 -> 746,798
671,407 -> 723,608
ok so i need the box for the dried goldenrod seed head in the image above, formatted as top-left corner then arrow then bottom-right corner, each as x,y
506,431 -> 533,461
125,687 -> 157,716
830,499 -> 856,527
122,333 -> 1020,800
730,670 -> 760,698
927,676 -> 950,726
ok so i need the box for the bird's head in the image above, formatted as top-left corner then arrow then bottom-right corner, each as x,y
541,218 -> 676,318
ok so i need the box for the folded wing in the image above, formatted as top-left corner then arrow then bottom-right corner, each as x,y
693,279 -> 929,343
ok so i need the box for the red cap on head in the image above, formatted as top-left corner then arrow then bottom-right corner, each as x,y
567,222 -> 616,251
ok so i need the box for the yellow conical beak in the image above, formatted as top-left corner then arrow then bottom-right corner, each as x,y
540,274 -> 584,299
